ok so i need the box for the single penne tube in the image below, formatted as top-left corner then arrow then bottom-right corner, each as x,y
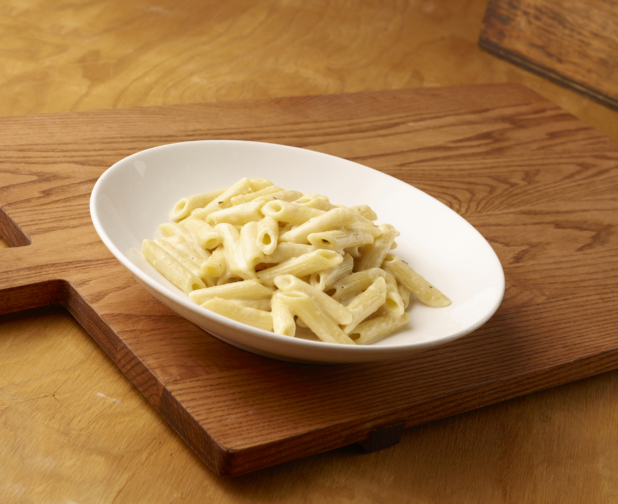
189,278 -> 273,304
256,216 -> 279,255
153,238 -> 204,279
271,292 -> 296,337
252,190 -> 304,204
261,200 -> 325,225
215,223 -> 257,280
342,276 -> 387,334
171,235 -> 211,264
310,253 -> 354,291
398,282 -> 411,309
348,313 -> 411,345
257,249 -> 343,285
348,204 -> 378,221
307,227 -> 374,251
279,208 -> 357,243
383,270 -> 405,317
158,232 -> 211,264
276,292 -> 356,345
351,219 -> 383,239
248,178 -> 273,192
201,245 -> 226,279
229,298 -> 273,311
381,254 -> 451,307
230,185 -> 283,205
142,239 -> 205,293
181,217 -> 222,250
170,188 -> 226,221
240,221 -> 264,266
160,221 -> 198,244
328,267 -> 386,300
206,201 -> 265,226
201,297 -> 273,332
258,242 -> 315,264
274,274 -> 352,325
354,224 -> 399,272
190,178 -> 260,220
292,195 -> 337,211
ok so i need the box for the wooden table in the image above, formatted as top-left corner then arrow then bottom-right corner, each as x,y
1,1 -> 617,502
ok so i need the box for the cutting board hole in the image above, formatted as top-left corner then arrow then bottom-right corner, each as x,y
0,207 -> 32,247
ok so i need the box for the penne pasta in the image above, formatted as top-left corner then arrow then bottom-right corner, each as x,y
354,224 -> 399,272
274,274 -> 352,325
271,291 -> 296,337
276,291 -> 356,345
307,227 -> 374,251
257,249 -> 343,285
215,223 -> 257,280
201,297 -> 273,332
382,254 -> 451,308
170,188 -> 226,221
256,216 -> 279,256
261,200 -> 325,225
342,276 -> 387,334
310,253 -> 354,291
348,313 -> 411,345
182,217 -> 222,250
142,239 -> 206,293
279,208 -> 357,244
189,278 -> 274,305
146,177 -> 450,345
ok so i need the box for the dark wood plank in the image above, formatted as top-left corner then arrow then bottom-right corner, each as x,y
1,84 -> 617,476
479,0 -> 618,109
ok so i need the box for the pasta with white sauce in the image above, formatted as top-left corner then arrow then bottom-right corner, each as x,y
142,177 -> 450,345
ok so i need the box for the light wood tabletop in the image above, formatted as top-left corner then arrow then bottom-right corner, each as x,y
1,1 -> 617,503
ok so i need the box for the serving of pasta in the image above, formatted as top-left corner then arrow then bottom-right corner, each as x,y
142,177 -> 451,346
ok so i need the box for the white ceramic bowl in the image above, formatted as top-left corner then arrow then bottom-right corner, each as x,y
90,140 -> 504,364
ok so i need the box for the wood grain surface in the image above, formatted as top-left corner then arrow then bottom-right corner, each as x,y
480,0 -> 618,109
1,84 -> 618,478
1,0 -> 618,502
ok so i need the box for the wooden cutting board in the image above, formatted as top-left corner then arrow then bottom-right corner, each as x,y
479,0 -> 618,109
1,84 -> 617,477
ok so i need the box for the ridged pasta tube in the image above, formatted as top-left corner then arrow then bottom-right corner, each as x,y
328,268 -> 386,300
348,313 -> 411,345
215,223 -> 257,280
257,249 -> 343,285
342,277 -> 387,334
142,239 -> 205,293
381,254 -> 451,307
276,292 -> 356,345
308,227 -> 374,251
170,188 -> 226,221
202,297 -> 273,332
189,278 -> 273,305
182,217 -> 222,250
279,208 -> 357,244
310,253 -> 354,291
354,224 -> 399,272
206,201 -> 265,226
256,216 -> 279,255
271,292 -> 296,337
274,274 -> 352,325
261,200 -> 325,225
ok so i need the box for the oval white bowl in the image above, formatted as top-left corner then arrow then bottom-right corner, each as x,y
90,140 -> 505,364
